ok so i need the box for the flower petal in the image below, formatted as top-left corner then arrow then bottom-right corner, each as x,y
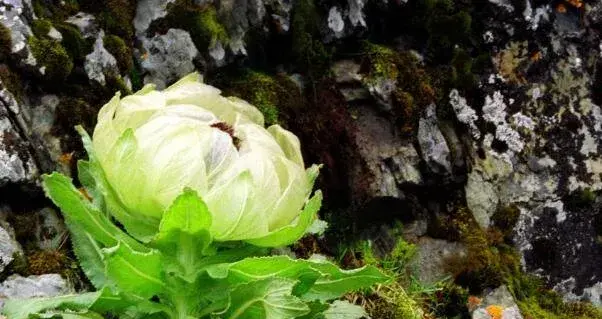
267,125 -> 304,168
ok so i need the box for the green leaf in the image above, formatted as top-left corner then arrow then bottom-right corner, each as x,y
103,242 -> 165,299
301,262 -> 389,302
223,278 -> 310,319
246,191 -> 322,247
76,126 -> 159,242
323,301 -> 369,319
42,173 -> 148,252
69,223 -> 108,289
2,289 -> 110,319
153,189 -> 213,282
33,310 -> 106,319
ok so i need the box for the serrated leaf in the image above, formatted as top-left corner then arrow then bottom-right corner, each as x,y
301,262 -> 389,302
246,191 -> 322,247
152,189 -> 213,281
103,242 -> 165,299
33,310 -> 106,319
42,173 -> 147,253
69,224 -> 108,289
323,301 -> 369,319
76,126 -> 159,242
2,288 -> 110,319
223,278 -> 310,319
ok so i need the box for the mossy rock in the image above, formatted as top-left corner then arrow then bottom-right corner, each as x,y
103,34 -> 133,73
32,0 -> 80,20
54,22 -> 91,62
79,0 -> 136,39
31,19 -> 53,38
0,65 -> 24,101
28,36 -> 74,81
290,0 -> 331,77
0,22 -> 12,59
216,69 -> 303,126
151,0 -> 228,51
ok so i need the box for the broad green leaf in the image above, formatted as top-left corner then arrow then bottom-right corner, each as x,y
2,289 -> 111,319
77,160 -> 103,207
224,278 -> 310,319
42,173 -> 147,252
246,191 -> 322,247
323,301 -> 369,319
76,126 -> 159,242
301,262 -> 389,302
69,223 -> 108,289
103,242 -> 165,299
152,189 -> 213,281
205,256 -> 321,289
206,255 -> 388,303
33,310 -> 105,319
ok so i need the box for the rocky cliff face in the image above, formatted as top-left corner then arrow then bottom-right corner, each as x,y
1,0 -> 602,317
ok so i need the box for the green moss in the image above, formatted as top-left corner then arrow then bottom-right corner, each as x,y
103,34 -> 133,73
565,187 -> 597,209
290,0 -> 331,77
451,48 -> 477,90
491,204 -> 520,239
80,0 -> 136,39
0,65 -> 24,101
32,0 -> 79,20
152,1 -> 228,51
28,36 -> 73,81
0,23 -> 12,59
217,70 -> 304,126
31,19 -> 53,38
362,42 -> 399,82
54,22 -> 91,62
105,75 -> 132,96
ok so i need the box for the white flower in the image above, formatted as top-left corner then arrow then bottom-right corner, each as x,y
92,73 -> 320,242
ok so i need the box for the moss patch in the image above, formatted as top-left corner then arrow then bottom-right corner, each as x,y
28,36 -> 73,81
32,0 -> 80,20
79,0 -> 136,39
0,65 -> 24,101
0,22 -> 12,59
31,19 -> 53,38
215,69 -> 303,126
103,34 -> 133,73
151,0 -> 228,51
54,22 -> 91,62
290,0 -> 331,77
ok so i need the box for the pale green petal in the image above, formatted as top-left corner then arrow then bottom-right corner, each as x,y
267,156 -> 310,230
205,170 -> 269,241
113,91 -> 166,132
134,83 -> 157,95
236,123 -> 284,157
227,96 -> 264,126
267,125 -> 304,168
92,93 -> 122,165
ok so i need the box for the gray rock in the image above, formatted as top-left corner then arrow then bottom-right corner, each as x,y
351,104 -> 422,199
0,0 -> 36,66
347,0 -> 366,28
65,12 -> 98,38
327,7 -> 345,39
472,285 -> 523,319
0,274 -> 73,308
140,28 -> 199,89
46,26 -> 62,41
84,31 -> 119,85
0,84 -> 38,186
0,223 -> 21,273
417,103 -> 451,174
134,0 -> 175,36
412,237 -> 466,285
208,40 -> 226,67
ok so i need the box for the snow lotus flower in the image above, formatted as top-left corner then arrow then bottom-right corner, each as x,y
90,73 -> 320,245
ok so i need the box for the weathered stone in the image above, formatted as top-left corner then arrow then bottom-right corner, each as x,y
412,237 -> 466,285
417,103 -> 451,175
0,222 -> 21,273
140,28 -> 199,89
133,0 -> 175,36
84,31 -> 119,85
0,274 -> 73,308
65,12 -> 98,38
0,0 -> 36,66
472,285 -> 523,319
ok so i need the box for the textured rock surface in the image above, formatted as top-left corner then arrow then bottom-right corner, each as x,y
472,286 -> 523,319
0,0 -> 601,317
0,274 -> 73,308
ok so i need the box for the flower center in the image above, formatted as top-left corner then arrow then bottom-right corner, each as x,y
211,122 -> 240,149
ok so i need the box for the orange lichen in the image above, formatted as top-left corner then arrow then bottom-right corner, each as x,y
58,152 -> 74,166
565,0 -> 583,8
531,51 -> 542,61
556,4 -> 567,13
467,296 -> 483,312
486,305 -> 503,319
